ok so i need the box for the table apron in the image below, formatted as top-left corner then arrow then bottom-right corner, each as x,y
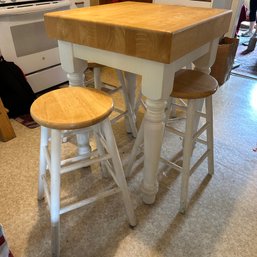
58,40 -> 214,100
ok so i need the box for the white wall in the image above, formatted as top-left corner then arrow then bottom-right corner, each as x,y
244,0 -> 250,8
212,0 -> 233,9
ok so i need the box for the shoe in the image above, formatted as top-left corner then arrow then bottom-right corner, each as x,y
241,31 -> 254,37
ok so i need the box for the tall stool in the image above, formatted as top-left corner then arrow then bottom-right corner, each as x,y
87,64 -> 138,137
126,69 -> 218,214
30,87 -> 136,257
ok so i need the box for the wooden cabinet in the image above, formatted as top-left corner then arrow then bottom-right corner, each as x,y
0,98 -> 16,142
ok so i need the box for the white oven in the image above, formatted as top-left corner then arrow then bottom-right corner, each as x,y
0,0 -> 71,93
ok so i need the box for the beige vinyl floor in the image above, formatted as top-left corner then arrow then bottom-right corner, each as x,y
1,70 -> 257,257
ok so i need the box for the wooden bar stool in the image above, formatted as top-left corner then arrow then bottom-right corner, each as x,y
126,69 -> 218,214
87,64 -> 137,137
30,87 -> 136,257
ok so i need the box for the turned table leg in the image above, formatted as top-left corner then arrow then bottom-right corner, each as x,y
141,98 -> 166,204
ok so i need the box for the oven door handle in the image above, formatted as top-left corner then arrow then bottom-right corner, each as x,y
0,1 -> 70,16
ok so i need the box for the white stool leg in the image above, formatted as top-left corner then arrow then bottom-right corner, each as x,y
50,129 -> 62,257
116,70 -> 137,138
38,126 -> 49,200
124,71 -> 137,112
94,126 -> 108,178
125,118 -> 144,177
102,119 -> 137,227
134,90 -> 147,114
189,99 -> 204,156
93,67 -> 103,89
165,97 -> 176,121
180,100 -> 197,214
170,98 -> 178,118
205,96 -> 214,175
93,67 -> 127,174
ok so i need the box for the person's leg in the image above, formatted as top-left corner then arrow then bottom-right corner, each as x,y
242,0 -> 257,36
248,0 -> 257,33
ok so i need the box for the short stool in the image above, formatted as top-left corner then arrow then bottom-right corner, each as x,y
127,69 -> 218,214
30,87 -> 136,257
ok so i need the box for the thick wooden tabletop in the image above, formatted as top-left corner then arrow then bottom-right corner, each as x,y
44,1 -> 232,63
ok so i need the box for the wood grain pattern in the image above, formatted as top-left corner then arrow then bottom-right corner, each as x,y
44,1 -> 232,63
0,98 -> 16,142
30,87 -> 114,130
171,69 -> 218,99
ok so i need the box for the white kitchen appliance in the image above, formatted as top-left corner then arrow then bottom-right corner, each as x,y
0,0 -> 71,93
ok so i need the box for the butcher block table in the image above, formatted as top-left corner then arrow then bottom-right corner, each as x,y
44,1 -> 232,204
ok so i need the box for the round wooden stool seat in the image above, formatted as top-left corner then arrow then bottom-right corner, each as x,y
30,87 -> 114,130
171,69 -> 218,99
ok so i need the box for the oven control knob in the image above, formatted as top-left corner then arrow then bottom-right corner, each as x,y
0,0 -> 6,3
11,0 -> 16,2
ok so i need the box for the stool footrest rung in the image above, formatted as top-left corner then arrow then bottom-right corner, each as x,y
166,122 -> 209,145
59,187 -> 121,215
197,111 -> 207,118
189,149 -> 209,176
104,160 -> 120,186
160,157 -> 182,172
60,150 -> 97,167
60,154 -> 111,174
192,122 -> 209,143
113,107 -> 125,114
196,137 -> 207,145
44,145 -> 112,175
171,103 -> 187,112
111,110 -> 128,124
101,84 -> 121,94
165,125 -> 184,138
160,148 -> 210,177
41,170 -> 122,216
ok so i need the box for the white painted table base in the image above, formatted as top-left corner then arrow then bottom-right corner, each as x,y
58,38 -> 219,204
